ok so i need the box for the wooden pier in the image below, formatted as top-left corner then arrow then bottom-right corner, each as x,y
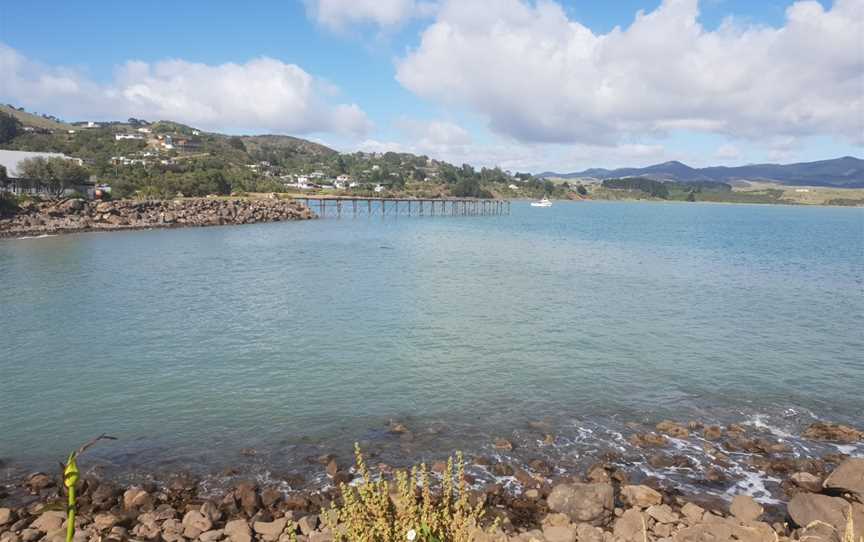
294,196 -> 510,218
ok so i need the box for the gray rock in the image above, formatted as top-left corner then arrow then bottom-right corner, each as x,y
547,482 -> 613,526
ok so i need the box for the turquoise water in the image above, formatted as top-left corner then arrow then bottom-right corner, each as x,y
1,201 -> 862,496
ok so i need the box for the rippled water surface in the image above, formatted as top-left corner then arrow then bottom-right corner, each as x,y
1,201 -> 862,495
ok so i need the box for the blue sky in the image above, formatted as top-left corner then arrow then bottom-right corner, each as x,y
0,0 -> 860,172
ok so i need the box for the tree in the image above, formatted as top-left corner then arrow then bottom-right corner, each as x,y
0,164 -> 7,185
19,157 -> 91,195
0,111 -> 20,144
228,136 -> 246,152
576,184 -> 588,196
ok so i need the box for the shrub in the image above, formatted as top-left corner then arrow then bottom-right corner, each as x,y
323,444 -> 490,542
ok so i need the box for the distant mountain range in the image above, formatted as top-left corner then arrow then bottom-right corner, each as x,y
540,157 -> 864,188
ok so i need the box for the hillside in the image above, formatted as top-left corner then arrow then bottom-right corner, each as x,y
0,104 -> 74,131
543,156 -> 864,188
0,106 -> 545,200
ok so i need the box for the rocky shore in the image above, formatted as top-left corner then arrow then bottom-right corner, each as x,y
1,420 -> 862,542
0,197 -> 315,238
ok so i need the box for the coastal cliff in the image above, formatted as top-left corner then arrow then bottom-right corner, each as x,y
0,197 -> 315,238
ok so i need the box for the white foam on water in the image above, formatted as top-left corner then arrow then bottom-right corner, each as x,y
15,234 -> 57,240
744,414 -> 795,439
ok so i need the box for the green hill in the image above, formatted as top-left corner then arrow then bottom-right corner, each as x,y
0,104 -> 74,131
0,105 -> 542,200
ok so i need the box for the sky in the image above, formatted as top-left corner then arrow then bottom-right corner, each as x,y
1,0 -> 862,173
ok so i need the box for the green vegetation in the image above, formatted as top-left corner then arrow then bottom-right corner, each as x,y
323,444 -> 489,542
1,106 -> 558,200
17,157 -> 91,195
602,177 -> 670,198
1,111 -> 21,144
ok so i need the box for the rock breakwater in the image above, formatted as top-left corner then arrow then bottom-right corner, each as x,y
0,197 -> 315,238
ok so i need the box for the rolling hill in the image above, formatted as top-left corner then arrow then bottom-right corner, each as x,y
541,156 -> 864,188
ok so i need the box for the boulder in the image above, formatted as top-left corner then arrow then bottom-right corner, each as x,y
31,511 -> 65,533
575,523 -> 605,542
0,509 -> 13,527
93,513 -> 119,532
647,504 -> 678,524
200,529 -> 225,542
542,524 -> 577,542
253,517 -> 288,541
235,482 -> 260,515
788,493 -> 864,539
803,423 -> 863,443
613,509 -> 646,542
790,472 -> 823,492
123,487 -> 152,510
673,521 -> 776,542
297,515 -> 318,536
657,421 -> 690,439
182,510 -> 213,535
729,496 -> 763,522
225,519 -> 253,542
823,457 -> 864,497
681,502 -> 706,525
629,433 -> 669,448
620,485 -> 663,508
547,482 -> 613,526
703,426 -> 723,441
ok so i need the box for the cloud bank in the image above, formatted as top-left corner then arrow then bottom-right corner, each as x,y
0,44 -> 371,136
396,0 -> 864,146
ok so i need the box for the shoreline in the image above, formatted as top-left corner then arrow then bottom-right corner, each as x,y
2,418 -> 861,535
0,197 -> 316,239
1,424 -> 861,542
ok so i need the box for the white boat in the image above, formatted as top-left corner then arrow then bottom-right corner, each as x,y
531,197 -> 552,207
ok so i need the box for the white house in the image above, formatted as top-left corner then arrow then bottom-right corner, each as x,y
137,127 -> 152,134
374,184 -> 385,193
508,184 -> 520,190
115,133 -> 144,141
349,181 -> 359,188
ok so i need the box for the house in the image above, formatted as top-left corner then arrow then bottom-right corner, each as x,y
192,130 -> 201,136
137,127 -> 152,134
508,184 -> 520,190
115,133 -> 144,141
349,181 -> 359,188
0,149 -> 94,197
336,174 -> 351,182
374,184 -> 385,193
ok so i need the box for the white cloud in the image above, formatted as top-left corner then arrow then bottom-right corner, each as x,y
303,0 -> 437,30
396,0 -> 864,146
714,143 -> 741,160
0,43 -> 372,136
352,118 -> 669,172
